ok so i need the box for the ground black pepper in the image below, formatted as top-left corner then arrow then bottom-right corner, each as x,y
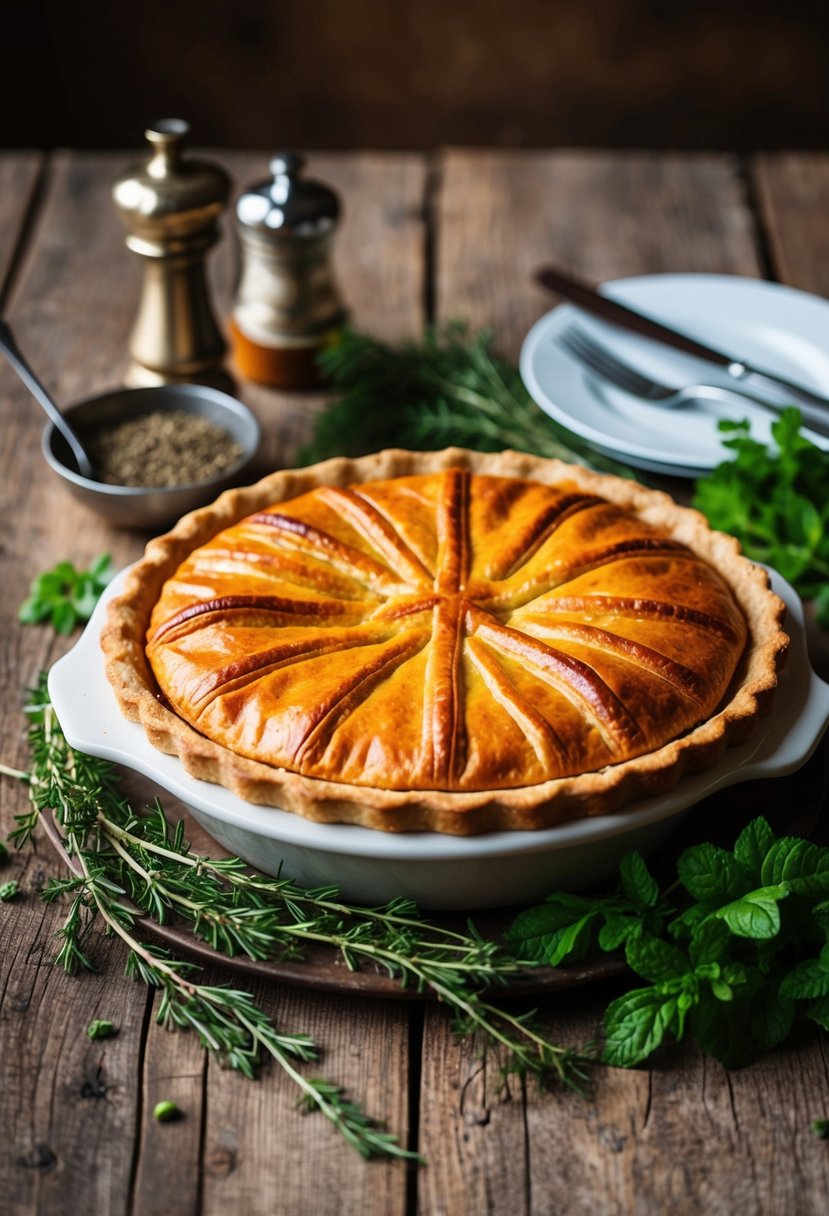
85,411 -> 244,487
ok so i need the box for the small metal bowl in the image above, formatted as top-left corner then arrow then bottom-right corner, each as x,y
42,383 -> 261,530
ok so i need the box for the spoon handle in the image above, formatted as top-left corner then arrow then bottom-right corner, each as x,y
0,319 -> 95,479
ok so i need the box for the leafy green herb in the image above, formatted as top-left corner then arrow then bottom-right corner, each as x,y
19,554 -> 115,635
301,325 -> 635,479
0,676 -> 588,1163
693,409 -> 829,627
87,1019 -> 118,1040
0,839 -> 7,864
0,880 -> 19,901
508,817 -> 829,1070
153,1100 -> 181,1123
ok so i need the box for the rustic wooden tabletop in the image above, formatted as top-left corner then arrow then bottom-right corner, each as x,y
1,149 -> 829,1216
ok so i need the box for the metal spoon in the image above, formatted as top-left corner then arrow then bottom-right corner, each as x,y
0,319 -> 95,479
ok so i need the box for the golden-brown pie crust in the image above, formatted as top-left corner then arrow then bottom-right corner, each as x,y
102,449 -> 788,834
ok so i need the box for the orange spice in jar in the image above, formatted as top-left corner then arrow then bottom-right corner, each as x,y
230,153 -> 346,390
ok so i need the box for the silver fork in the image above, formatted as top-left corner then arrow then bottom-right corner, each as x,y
557,325 -> 829,441
557,324 -> 761,410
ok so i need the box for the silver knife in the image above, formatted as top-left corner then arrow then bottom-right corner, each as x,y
536,267 -> 829,431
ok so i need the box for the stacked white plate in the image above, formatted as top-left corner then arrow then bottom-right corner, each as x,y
520,273 -> 829,478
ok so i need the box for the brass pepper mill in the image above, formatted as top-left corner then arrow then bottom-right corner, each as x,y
230,152 -> 346,389
113,119 -> 231,387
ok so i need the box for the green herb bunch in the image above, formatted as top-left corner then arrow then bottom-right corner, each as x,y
1,677 -> 588,1162
693,409 -> 829,627
18,553 -> 115,635
301,325 -> 633,478
508,818 -> 829,1069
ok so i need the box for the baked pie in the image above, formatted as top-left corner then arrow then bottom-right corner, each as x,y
103,448 -> 788,834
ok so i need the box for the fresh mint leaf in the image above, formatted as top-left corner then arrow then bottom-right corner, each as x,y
761,839 -> 829,895
619,851 -> 660,908
625,935 -> 688,984
780,959 -> 829,1000
690,991 -> 756,1070
677,842 -> 749,904
688,918 -> 731,965
749,979 -> 796,1051
602,988 -> 678,1067
807,996 -> 829,1031
505,895 -> 599,964
715,885 -> 788,939
598,913 -> 642,952
733,817 -> 776,877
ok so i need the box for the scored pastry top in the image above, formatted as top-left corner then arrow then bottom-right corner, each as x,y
146,468 -> 748,793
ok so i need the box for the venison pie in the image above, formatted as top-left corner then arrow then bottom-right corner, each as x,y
102,449 -> 788,834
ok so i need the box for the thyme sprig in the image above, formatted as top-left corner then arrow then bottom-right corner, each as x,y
2,675 -> 590,1161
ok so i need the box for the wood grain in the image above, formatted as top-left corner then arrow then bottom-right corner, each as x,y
749,152 -> 829,681
0,151 -> 152,1216
435,150 -> 761,360
202,987 -> 411,1216
751,153 -> 829,299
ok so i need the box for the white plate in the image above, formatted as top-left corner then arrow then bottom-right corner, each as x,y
520,274 -> 829,477
48,568 -> 829,910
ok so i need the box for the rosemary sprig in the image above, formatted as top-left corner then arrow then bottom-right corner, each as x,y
300,324 -> 635,479
2,675 -> 591,1161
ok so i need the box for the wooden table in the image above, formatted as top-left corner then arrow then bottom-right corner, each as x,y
1,149 -> 829,1216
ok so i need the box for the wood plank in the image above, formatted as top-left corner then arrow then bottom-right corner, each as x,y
202,987 -> 411,1216
0,151 -> 157,1216
752,153 -> 829,298
435,149 -> 761,361
0,154 -> 43,301
749,152 -> 829,680
419,149 -> 829,1214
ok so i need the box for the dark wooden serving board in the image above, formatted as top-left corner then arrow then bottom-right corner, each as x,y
40,738 -> 829,1001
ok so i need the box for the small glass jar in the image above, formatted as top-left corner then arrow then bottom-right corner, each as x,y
230,152 -> 346,389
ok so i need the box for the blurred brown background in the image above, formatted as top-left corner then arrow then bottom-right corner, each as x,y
6,0 -> 829,149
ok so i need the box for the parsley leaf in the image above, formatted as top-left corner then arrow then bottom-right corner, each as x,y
18,554 -> 115,635
693,409 -> 829,626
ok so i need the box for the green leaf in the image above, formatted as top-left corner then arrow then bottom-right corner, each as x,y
51,600 -> 77,635
598,913 -> 641,952
690,991 -> 757,1069
602,988 -> 678,1067
715,885 -> 788,939
677,842 -> 749,904
761,839 -> 829,895
780,959 -> 829,1000
625,935 -> 689,984
733,817 -> 776,877
807,996 -> 829,1030
18,595 -> 50,624
619,851 -> 660,908
505,896 -> 599,965
18,554 -> 116,636
749,980 -> 795,1051
688,918 -> 731,965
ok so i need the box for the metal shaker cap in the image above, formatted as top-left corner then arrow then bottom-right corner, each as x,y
113,119 -> 230,246
236,152 -> 340,238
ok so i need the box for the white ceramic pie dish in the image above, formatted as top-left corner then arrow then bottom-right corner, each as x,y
48,567 -> 829,909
